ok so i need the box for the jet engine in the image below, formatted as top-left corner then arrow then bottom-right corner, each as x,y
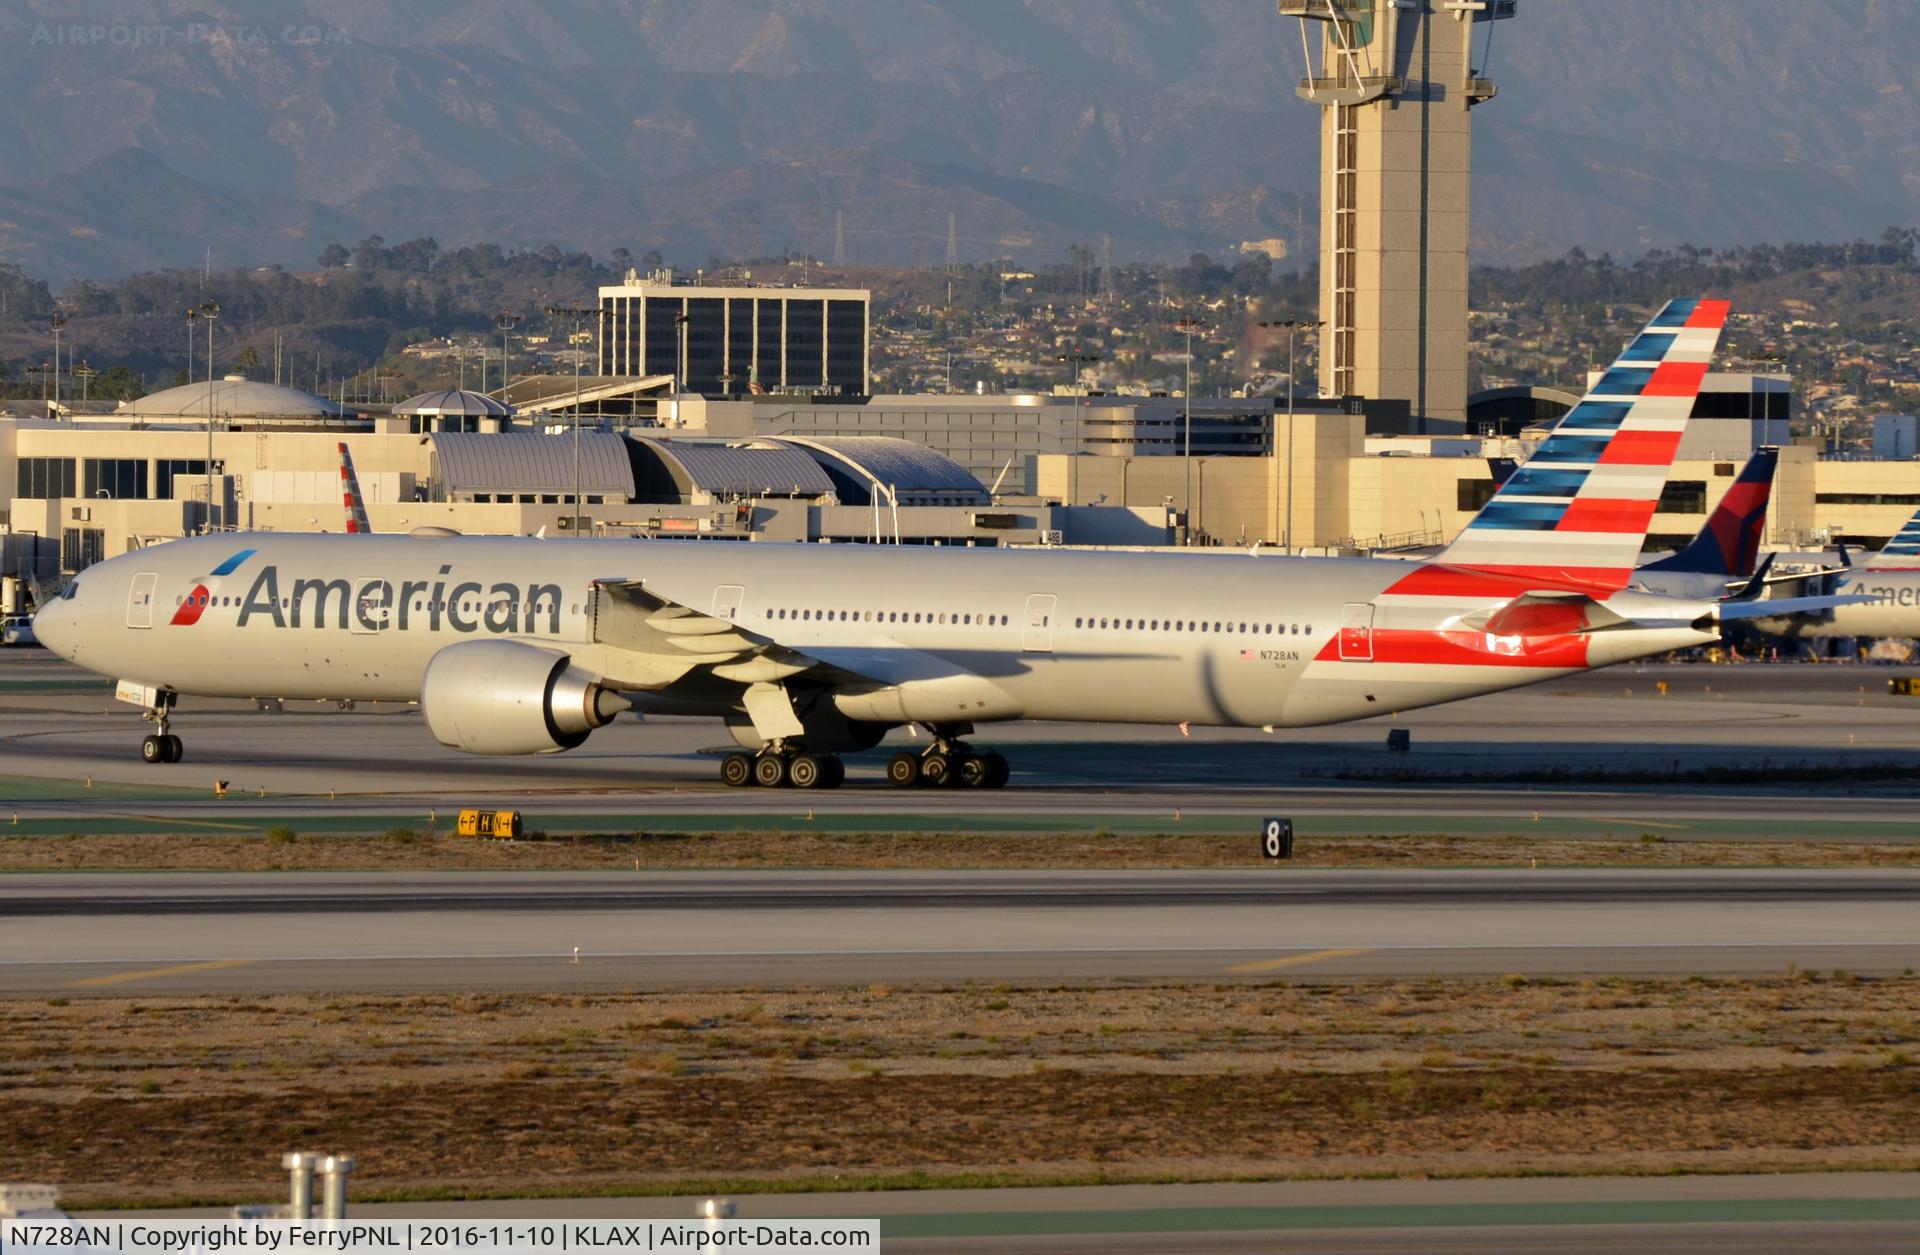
421,640 -> 625,755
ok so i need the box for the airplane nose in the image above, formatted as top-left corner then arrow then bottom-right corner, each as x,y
31,602 -> 70,658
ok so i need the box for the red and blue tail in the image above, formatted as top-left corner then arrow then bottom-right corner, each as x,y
1642,445 -> 1777,579
338,441 -> 372,535
1436,298 -> 1729,588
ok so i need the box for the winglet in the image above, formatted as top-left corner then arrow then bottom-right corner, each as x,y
338,442 -> 372,535
1437,298 -> 1730,588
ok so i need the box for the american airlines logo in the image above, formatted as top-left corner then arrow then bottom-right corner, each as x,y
168,548 -> 257,626
178,552 -> 568,636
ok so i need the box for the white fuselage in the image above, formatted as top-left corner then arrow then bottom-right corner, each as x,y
1787,568 -> 1920,639
35,532 -> 1717,734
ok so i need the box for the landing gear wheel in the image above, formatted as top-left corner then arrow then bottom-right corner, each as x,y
720,752 -> 755,788
981,750 -> 1010,789
788,753 -> 826,790
164,734 -> 183,764
819,755 -> 846,790
958,754 -> 993,789
919,752 -> 952,788
141,734 -> 168,765
887,752 -> 921,789
753,753 -> 789,788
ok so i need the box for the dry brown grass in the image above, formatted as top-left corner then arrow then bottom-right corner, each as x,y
4,975 -> 1916,1205
3,830 -> 1917,872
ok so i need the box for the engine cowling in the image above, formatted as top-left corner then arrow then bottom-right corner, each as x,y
421,640 -> 624,755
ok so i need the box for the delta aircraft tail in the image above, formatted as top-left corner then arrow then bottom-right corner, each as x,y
1642,445 -> 1778,579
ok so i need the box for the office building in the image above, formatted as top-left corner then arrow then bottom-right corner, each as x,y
598,270 -> 871,397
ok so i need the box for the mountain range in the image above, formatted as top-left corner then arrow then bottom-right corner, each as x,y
0,0 -> 1914,281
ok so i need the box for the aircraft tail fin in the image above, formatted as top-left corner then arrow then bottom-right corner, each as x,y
1436,298 -> 1729,587
338,441 -> 372,535
1866,505 -> 1920,569
1642,445 -> 1777,578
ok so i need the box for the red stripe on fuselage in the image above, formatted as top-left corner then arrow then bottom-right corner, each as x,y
1314,629 -> 1590,668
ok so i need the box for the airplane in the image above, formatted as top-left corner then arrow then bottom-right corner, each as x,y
1754,504 -> 1920,640
32,299 -> 1855,787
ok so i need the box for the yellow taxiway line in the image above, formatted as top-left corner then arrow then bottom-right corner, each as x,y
1227,946 -> 1374,974
72,959 -> 256,988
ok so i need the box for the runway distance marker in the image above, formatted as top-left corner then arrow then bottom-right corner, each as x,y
1227,947 -> 1373,974
70,958 -> 255,988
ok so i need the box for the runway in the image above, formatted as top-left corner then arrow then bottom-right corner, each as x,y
4,654 -> 1920,839
7,868 -> 1918,994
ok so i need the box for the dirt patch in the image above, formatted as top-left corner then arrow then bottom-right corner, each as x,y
5,974 -> 1916,1206
3,830 -> 1918,872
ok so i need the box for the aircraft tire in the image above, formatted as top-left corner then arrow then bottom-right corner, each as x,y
720,752 -> 755,788
788,753 -> 825,789
753,753 -> 790,788
887,752 -> 921,789
819,755 -> 846,789
919,752 -> 952,788
958,754 -> 992,788
141,735 -> 167,765
165,735 -> 184,763
982,751 -> 1010,789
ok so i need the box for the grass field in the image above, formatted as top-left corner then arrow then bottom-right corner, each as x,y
4,829 -> 1920,871
6,974 -> 1916,1208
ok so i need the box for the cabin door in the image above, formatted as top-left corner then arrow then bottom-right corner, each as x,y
1338,602 -> 1375,662
1022,593 -> 1058,653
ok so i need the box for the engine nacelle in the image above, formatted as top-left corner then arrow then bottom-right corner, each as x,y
421,640 -> 624,755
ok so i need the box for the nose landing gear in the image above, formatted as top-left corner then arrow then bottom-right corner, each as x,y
139,692 -> 182,764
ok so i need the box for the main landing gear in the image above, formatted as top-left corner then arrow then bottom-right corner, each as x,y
887,732 -> 1010,790
139,692 -> 183,764
720,745 -> 848,790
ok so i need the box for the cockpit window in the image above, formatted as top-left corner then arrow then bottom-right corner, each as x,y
62,582 -> 79,601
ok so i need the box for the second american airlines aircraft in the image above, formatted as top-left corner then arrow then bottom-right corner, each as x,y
33,300 -> 1844,788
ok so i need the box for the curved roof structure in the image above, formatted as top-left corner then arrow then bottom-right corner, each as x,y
394,388 -> 514,418
432,432 -> 636,499
784,435 -> 986,505
120,376 -> 348,420
631,437 -> 836,501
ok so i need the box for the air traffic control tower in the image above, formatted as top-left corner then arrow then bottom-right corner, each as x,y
1280,1 -> 1514,424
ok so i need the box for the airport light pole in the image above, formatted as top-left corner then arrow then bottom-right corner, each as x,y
1057,352 -> 1101,510
675,311 -> 691,395
1173,317 -> 1207,542
199,301 -> 221,532
1749,351 -> 1785,449
48,312 -> 66,414
73,360 -> 97,403
495,311 -> 521,395
185,306 -> 197,390
545,304 -> 598,531
1259,318 -> 1322,553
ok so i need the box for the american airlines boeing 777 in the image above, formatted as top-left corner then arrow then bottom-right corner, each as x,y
32,300 -> 1847,788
